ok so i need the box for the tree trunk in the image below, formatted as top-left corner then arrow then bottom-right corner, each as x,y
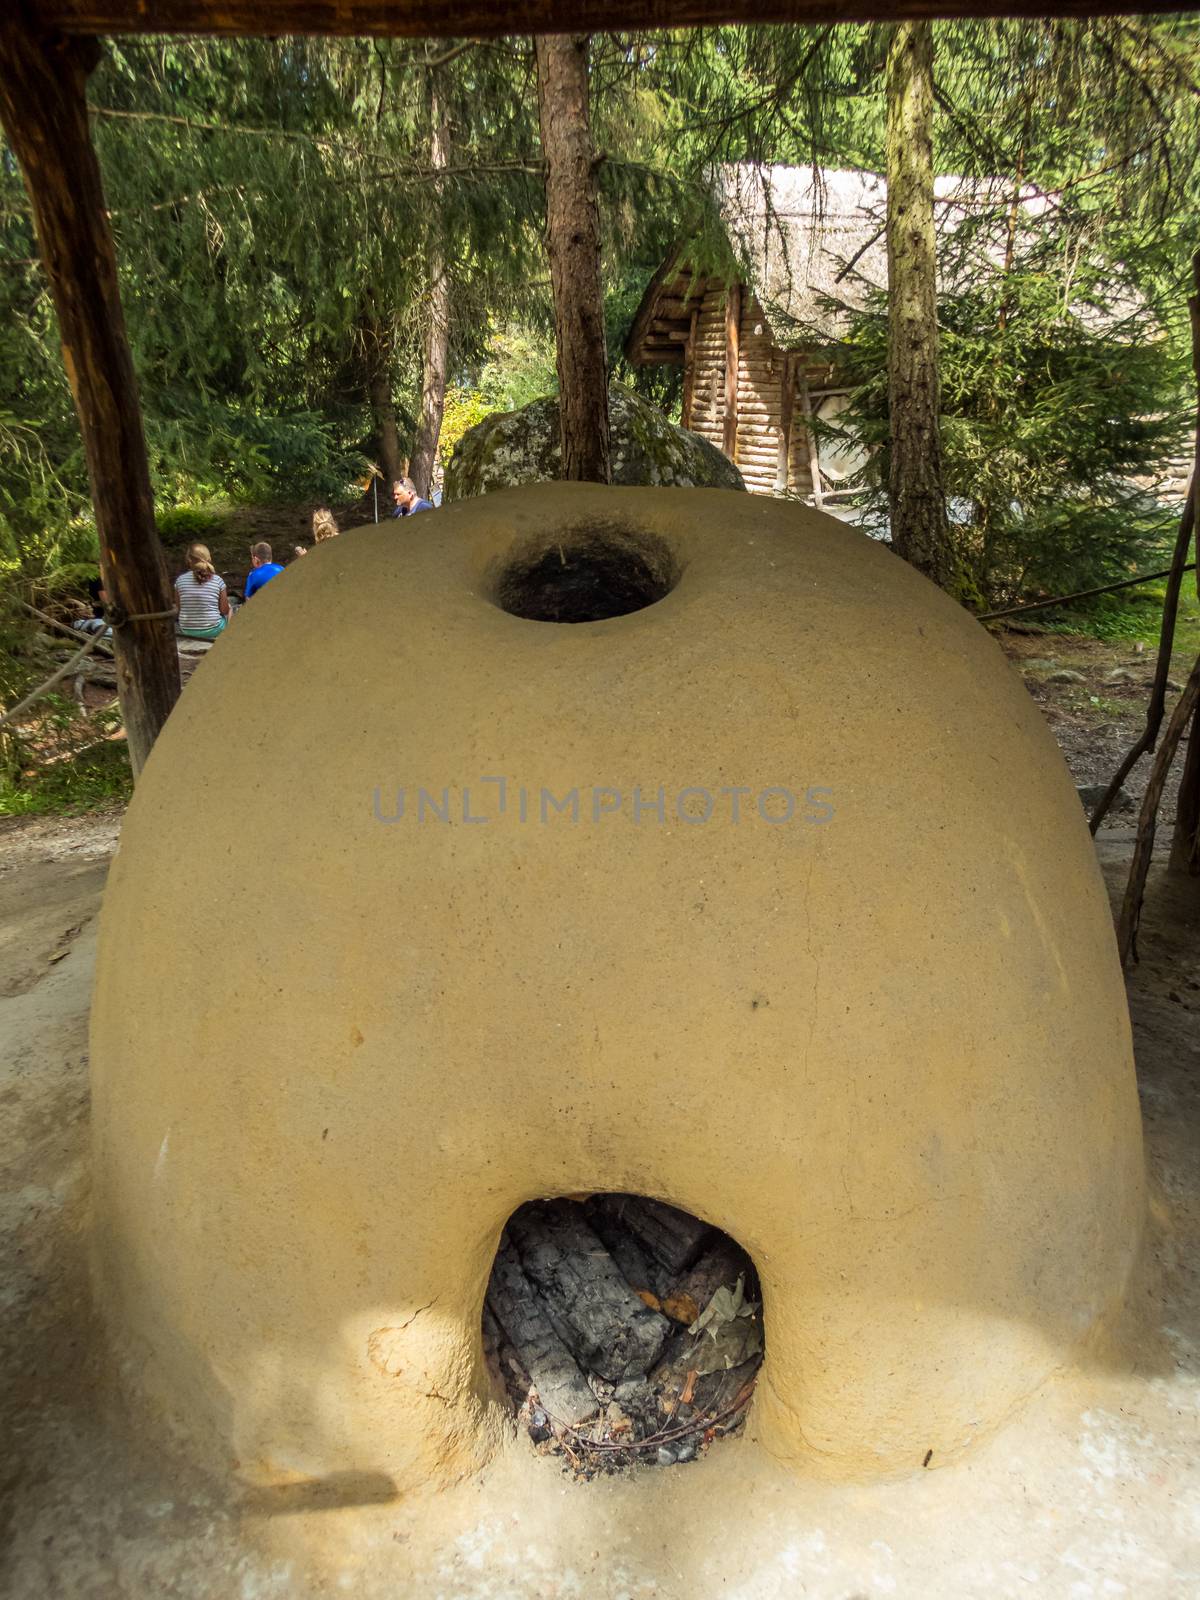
885,20 -> 955,589
409,79 -> 450,502
535,33 -> 610,483
0,21 -> 179,776
362,306 -> 404,490
1169,254 -> 1200,878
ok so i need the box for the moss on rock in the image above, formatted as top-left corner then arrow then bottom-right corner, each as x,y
443,386 -> 745,501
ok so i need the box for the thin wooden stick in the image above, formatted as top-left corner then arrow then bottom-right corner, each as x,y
1116,648 -> 1200,965
1090,250 -> 1200,835
20,598 -> 116,659
540,1377 -> 757,1454
1089,502 -> 1196,833
0,629 -> 107,732
978,551 -> 1195,624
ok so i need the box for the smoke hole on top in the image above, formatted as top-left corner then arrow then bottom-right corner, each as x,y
482,1193 -> 763,1477
492,522 -> 679,623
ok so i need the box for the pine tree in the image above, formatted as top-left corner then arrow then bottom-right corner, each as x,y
885,21 -> 955,589
535,33 -> 610,483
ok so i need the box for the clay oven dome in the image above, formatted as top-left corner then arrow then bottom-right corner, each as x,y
90,484 -> 1143,1486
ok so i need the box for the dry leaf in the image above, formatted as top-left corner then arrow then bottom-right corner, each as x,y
680,1368 -> 699,1406
636,1289 -> 662,1312
662,1292 -> 699,1325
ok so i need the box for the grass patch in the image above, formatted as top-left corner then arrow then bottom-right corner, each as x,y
156,504 -> 224,544
1036,584 -> 1200,656
0,725 -> 132,818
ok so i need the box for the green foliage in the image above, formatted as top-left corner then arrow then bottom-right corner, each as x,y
475,328 -> 559,412
438,326 -> 559,465
0,721 -> 132,817
155,505 -> 221,543
0,513 -> 100,606
438,390 -> 494,466
2,17 -> 1199,621
1036,585 -> 1200,660
833,244 -> 1188,604
0,592 -> 130,816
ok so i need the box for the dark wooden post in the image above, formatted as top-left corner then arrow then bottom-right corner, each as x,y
0,17 -> 179,777
723,282 -> 741,462
535,32 -> 610,483
1169,712 -> 1200,878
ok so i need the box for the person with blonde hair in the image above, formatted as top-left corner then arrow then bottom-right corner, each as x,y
174,543 -> 230,640
312,507 -> 340,542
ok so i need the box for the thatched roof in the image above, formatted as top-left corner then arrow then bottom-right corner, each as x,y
715,162 -> 1088,349
626,162 -> 1140,364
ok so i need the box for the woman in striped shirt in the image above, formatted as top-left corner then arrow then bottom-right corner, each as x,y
175,544 -> 230,640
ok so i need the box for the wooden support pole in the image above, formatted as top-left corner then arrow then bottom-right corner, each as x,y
797,372 -> 825,509
1169,705 -> 1200,878
680,307 -> 699,430
775,353 -> 796,495
1117,649 -> 1200,964
722,282 -> 741,463
0,18 -> 179,777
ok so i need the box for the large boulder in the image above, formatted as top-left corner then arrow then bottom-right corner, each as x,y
443,385 -> 745,500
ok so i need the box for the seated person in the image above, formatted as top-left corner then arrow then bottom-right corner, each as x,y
244,541 -> 283,598
312,507 -> 340,542
392,477 -> 433,517
73,574 -> 112,637
174,543 -> 230,640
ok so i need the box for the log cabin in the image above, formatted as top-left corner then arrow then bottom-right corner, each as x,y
624,166 -> 890,503
625,260 -> 854,505
625,162 -> 1115,503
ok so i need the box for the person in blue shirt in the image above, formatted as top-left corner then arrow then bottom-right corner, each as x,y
392,478 -> 433,517
244,542 -> 284,599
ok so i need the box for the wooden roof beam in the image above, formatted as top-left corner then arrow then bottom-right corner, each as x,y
28,0 -> 1199,37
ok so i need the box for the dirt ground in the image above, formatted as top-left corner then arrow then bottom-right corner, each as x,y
166,495 -> 387,600
1,775 -> 1199,1595
999,626 -> 1197,821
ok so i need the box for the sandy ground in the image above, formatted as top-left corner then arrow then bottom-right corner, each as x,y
0,805 -> 1198,1597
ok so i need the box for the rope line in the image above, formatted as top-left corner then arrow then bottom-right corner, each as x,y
0,603 -> 178,734
0,628 -> 109,733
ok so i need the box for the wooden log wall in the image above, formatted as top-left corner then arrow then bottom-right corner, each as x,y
684,286 -> 731,457
684,282 -> 836,499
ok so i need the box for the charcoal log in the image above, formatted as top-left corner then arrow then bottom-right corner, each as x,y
507,1203 -> 671,1382
591,1194 -> 711,1275
583,1198 -> 669,1299
485,1239 -> 599,1426
675,1237 -> 750,1317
